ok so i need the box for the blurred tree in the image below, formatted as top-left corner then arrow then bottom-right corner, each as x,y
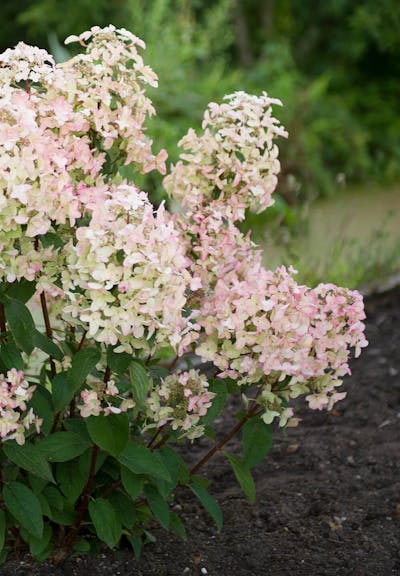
0,0 -> 398,204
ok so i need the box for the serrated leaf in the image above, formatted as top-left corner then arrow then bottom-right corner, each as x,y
67,348 -> 101,389
144,484 -> 170,529
36,432 -> 89,462
118,442 -> 171,482
86,413 -> 129,457
224,452 -> 255,504
190,482 -> 222,531
89,499 -> 121,548
0,510 -> 6,554
108,491 -> 137,529
4,299 -> 35,354
242,417 -> 272,468
51,372 -> 74,412
64,418 -> 91,443
3,441 -> 54,483
56,461 -> 87,504
32,331 -> 63,361
106,346 -> 132,374
0,343 -> 24,370
128,361 -> 150,406
3,279 -> 36,303
121,467 -> 144,501
3,481 -> 43,539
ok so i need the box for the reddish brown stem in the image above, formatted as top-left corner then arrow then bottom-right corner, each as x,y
190,402 -> 261,476
40,291 -> 56,378
77,330 -> 87,351
104,365 -> 111,383
66,444 -> 99,547
0,303 -> 6,335
166,356 -> 179,371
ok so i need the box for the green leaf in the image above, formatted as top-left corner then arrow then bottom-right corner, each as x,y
52,372 -> 74,412
106,346 -> 132,374
86,413 -> 129,457
4,299 -> 35,354
201,380 -> 227,425
190,482 -> 223,531
3,441 -> 54,483
37,493 -> 52,518
36,432 -> 89,462
127,534 -> 142,558
3,279 -> 36,303
0,343 -> 24,370
28,474 -> 48,495
128,361 -> 150,406
147,365 -> 170,384
170,512 -> 186,540
108,491 -> 137,529
32,331 -> 63,361
48,506 -> 76,526
0,510 -> 6,555
242,417 -> 272,468
72,539 -> 91,554
118,442 -> 171,483
56,461 -> 88,504
3,481 -> 43,539
28,385 -> 54,435
121,467 -> 144,501
144,484 -> 170,529
67,348 -> 101,389
159,446 -> 189,486
88,499 -> 122,548
22,523 -> 52,558
224,452 -> 255,504
42,486 -> 63,511
63,418 -> 91,443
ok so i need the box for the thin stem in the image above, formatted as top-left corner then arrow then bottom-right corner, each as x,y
66,444 -> 99,547
166,356 -> 179,371
0,303 -> 6,335
77,330 -> 87,351
147,423 -> 167,449
39,291 -> 56,378
190,401 -> 262,476
104,365 -> 111,384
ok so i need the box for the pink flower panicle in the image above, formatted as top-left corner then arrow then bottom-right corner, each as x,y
146,370 -> 215,439
78,379 -> 135,418
0,369 -> 42,445
0,27 -> 368,432
164,91 -> 288,221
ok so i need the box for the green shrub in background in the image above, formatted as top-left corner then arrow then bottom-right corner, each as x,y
1,0 -> 398,206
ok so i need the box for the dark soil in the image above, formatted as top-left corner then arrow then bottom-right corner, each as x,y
1,287 -> 399,576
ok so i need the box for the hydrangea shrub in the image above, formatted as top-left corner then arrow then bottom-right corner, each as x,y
0,26 -> 367,562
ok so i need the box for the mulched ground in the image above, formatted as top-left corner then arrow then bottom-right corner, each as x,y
1,287 -> 399,576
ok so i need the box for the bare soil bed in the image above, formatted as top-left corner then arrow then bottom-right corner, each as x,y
1,287 -> 399,576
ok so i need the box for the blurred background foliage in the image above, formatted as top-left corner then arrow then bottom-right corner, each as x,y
1,0 -> 400,288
